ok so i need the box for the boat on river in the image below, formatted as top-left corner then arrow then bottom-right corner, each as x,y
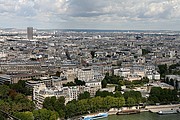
80,112 -> 108,120
157,109 -> 179,115
116,110 -> 140,115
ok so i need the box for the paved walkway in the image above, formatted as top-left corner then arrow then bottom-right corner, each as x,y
145,104 -> 180,113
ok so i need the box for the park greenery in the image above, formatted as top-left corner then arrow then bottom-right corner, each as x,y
148,87 -> 179,104
12,109 -> 59,120
0,82 -> 179,119
158,63 -> 180,90
9,80 -> 32,95
42,90 -> 143,119
0,112 -> 6,120
158,64 -> 168,79
13,111 -> 34,120
101,73 -> 149,89
0,84 -> 35,119
42,87 -> 179,119
78,91 -> 91,100
0,83 -> 59,120
158,63 -> 180,79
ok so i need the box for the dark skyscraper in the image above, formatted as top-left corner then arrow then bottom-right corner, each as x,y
27,27 -> 33,40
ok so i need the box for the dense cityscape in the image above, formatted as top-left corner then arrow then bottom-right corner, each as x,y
0,28 -> 180,119
2,0 -> 180,119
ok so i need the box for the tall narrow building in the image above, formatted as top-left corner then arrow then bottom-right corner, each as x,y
27,27 -> 33,40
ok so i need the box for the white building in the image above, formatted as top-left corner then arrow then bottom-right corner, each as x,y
146,71 -> 160,80
33,83 -> 69,109
85,80 -> 101,88
93,72 -> 104,81
132,66 -> 145,78
77,68 -> 94,82
33,82 -> 101,109
153,72 -> 160,80
114,68 -> 130,77
0,51 -> 7,58
68,86 -> 79,101
64,69 -> 76,82
126,74 -> 142,81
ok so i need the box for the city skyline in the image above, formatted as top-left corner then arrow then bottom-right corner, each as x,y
0,0 -> 180,30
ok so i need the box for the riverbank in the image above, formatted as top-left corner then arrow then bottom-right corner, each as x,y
145,104 -> 180,113
108,104 -> 180,115
72,104 -> 180,119
101,112 -> 180,120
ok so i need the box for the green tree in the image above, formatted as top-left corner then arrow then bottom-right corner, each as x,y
49,111 -> 59,120
10,80 -> 31,95
127,97 -> 136,107
55,96 -> 65,110
113,91 -> 123,98
123,91 -> 142,104
57,109 -> 65,119
14,112 -> 34,120
76,99 -> 89,114
33,109 -> 59,120
43,97 -> 53,110
50,96 -> 57,109
0,102 -> 11,113
55,71 -> 61,77
168,63 -> 180,74
118,80 -> 125,86
175,80 -> 179,90
115,85 -> 122,91
142,49 -> 151,56
95,90 -> 113,97
11,102 -> 23,113
43,96 -> 66,118
0,112 -> 6,120
170,78 -> 174,86
148,96 -> 160,103
0,85 -> 10,98
158,64 -> 167,78
93,97 -> 103,110
74,78 -> 85,86
65,102 -> 77,118
116,97 -> 125,108
78,91 -> 90,100
63,82 -> 76,87
13,93 -> 34,112
90,51 -> 96,58
165,77 -> 169,84
103,96 -> 115,110
54,97 -> 65,118
141,77 -> 149,83
148,87 -> 178,104
101,79 -> 107,88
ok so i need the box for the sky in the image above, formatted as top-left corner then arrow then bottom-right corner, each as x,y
0,0 -> 180,30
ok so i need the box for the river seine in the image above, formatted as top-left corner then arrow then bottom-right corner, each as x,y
101,112 -> 180,120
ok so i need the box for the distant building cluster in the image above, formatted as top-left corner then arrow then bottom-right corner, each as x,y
0,28 -> 180,108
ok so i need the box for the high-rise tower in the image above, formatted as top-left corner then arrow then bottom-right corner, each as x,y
27,27 -> 33,40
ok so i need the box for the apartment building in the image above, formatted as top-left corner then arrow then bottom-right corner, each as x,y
77,68 -> 94,82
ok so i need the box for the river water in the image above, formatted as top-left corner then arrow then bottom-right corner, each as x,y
101,112 -> 180,120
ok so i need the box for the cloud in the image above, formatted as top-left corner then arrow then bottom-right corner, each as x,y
0,0 -> 180,29
53,0 -> 180,23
